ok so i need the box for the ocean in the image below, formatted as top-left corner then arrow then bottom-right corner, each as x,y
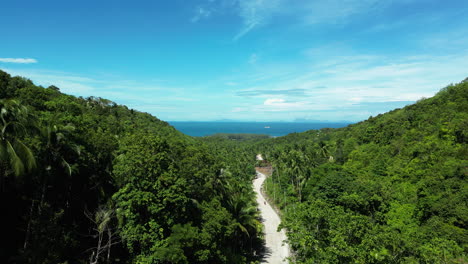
168,121 -> 351,137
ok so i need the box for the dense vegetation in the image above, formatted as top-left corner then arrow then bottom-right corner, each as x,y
2,68 -> 467,263
204,79 -> 468,263
251,79 -> 467,263
0,70 -> 262,264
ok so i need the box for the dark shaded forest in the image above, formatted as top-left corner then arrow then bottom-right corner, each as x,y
0,70 -> 262,264
1,69 -> 467,263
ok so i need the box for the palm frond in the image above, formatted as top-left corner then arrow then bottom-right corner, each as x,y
14,140 -> 36,172
235,222 -> 250,237
6,140 -> 24,176
61,157 -> 72,176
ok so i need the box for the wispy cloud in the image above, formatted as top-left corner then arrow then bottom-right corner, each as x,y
262,98 -> 309,111
248,53 -> 258,64
0,68 -> 190,113
233,0 -> 283,40
300,0 -> 384,25
227,0 -> 417,39
191,7 -> 212,22
191,0 -> 285,40
236,88 -> 307,97
1,68 -> 98,94
190,0 -> 409,40
0,58 -> 38,64
264,98 -> 284,105
228,51 -> 468,120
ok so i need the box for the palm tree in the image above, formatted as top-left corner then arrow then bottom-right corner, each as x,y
317,140 -> 335,162
0,99 -> 36,190
212,167 -> 232,198
24,123 -> 80,249
226,192 -> 260,253
0,99 -> 38,251
42,124 -> 79,174
39,123 -> 80,209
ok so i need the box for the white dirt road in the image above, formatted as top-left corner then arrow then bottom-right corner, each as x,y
254,171 -> 290,264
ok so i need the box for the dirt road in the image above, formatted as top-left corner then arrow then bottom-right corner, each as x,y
254,171 -> 289,264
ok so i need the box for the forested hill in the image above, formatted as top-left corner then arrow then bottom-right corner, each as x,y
254,79 -> 468,263
2,68 -> 467,263
0,70 -> 262,263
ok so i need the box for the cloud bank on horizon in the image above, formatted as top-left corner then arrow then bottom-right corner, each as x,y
1,0 -> 468,122
0,58 -> 38,64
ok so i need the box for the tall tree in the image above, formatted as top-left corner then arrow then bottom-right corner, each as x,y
0,99 -> 36,189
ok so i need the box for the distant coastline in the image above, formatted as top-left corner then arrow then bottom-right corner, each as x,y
169,121 -> 351,137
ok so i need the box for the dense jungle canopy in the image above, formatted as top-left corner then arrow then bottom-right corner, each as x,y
1,70 -> 466,263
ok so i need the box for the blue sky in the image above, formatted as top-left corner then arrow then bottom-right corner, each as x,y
1,0 -> 468,122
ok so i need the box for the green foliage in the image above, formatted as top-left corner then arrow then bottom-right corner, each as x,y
0,99 -> 37,179
255,80 -> 468,263
0,70 -> 260,264
2,70 -> 466,263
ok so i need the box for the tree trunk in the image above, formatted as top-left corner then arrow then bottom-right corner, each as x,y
0,161 -> 8,193
107,228 -> 112,263
91,232 -> 103,264
23,199 -> 36,250
39,175 -> 48,215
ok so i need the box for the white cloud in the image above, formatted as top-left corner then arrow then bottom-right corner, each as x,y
264,98 -> 284,105
0,58 -> 38,64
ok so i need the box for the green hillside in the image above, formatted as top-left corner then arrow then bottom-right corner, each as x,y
251,79 -> 468,263
0,70 -> 262,264
1,68 -> 467,264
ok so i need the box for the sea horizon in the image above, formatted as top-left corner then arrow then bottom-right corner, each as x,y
168,121 -> 352,137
